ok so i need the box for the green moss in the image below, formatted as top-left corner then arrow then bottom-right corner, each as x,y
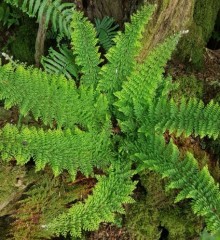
10,19 -> 37,64
171,74 -> 204,100
125,171 -> 203,240
178,0 -> 220,69
10,169 -> 86,240
162,0 -> 171,10
160,207 -> 202,240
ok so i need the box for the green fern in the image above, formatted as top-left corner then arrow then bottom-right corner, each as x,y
97,4 -> 155,101
48,162 -> 136,237
0,2 -> 20,28
5,0 -> 74,37
71,11 -> 101,87
0,63 -> 108,130
41,44 -> 79,80
0,124 -> 112,179
95,16 -> 119,51
0,3 -> 220,238
134,135 -> 220,233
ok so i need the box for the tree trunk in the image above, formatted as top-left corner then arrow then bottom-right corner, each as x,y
139,0 -> 195,61
78,0 -> 144,26
77,0 -> 219,66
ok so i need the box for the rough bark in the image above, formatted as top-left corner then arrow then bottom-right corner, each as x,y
138,0 -> 195,61
76,0 -> 195,60
35,15 -> 47,68
77,0 -> 144,26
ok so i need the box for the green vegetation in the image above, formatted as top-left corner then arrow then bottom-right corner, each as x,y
0,1 -> 220,239
179,0 -> 220,68
126,172 -> 202,240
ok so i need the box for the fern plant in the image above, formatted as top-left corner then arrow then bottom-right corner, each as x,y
0,3 -> 220,238
5,0 -> 74,37
0,2 -> 20,28
41,44 -> 79,80
95,16 -> 119,51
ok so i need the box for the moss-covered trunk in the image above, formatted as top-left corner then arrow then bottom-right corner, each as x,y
139,0 -> 195,61
179,0 -> 220,68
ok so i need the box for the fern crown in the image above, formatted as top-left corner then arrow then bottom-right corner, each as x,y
0,3 -> 220,238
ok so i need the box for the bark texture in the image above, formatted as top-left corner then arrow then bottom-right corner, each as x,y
75,0 -> 195,61
35,15 -> 47,68
138,0 -> 195,61
76,0 -> 144,26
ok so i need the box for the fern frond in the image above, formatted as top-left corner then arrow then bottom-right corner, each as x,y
95,16 -> 119,51
0,124 -> 112,179
97,4 -> 155,100
0,64 -> 108,130
135,135 -> 220,233
5,0 -> 74,37
114,34 -> 180,129
41,45 -> 79,80
71,11 -> 101,87
48,162 -> 136,237
146,98 -> 220,139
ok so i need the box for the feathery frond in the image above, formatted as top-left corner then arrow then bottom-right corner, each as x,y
0,64 -> 108,130
114,34 -> 180,133
95,16 -> 119,51
0,124 -> 112,179
97,4 -> 155,101
145,98 -> 220,139
135,135 -> 220,233
71,11 -> 101,87
48,162 -> 136,237
41,45 -> 79,80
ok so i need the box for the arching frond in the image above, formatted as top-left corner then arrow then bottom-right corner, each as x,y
97,4 -> 155,101
48,162 -> 136,237
145,98 -> 220,139
0,64 -> 108,130
135,135 -> 220,233
5,0 -> 74,37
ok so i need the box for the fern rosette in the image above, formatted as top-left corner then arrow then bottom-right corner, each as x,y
0,3 -> 220,238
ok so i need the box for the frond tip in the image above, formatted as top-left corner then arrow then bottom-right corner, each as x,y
48,163 -> 136,237
71,11 -> 101,87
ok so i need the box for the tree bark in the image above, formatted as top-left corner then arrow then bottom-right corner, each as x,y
138,0 -> 195,61
77,0 -> 144,26
77,0 -> 195,60
35,15 -> 47,68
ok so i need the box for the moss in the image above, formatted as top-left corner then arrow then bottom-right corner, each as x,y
125,171 -> 203,240
10,169 -> 87,240
160,207 -> 202,240
162,0 -> 171,10
171,74 -> 204,100
178,0 -> 220,69
9,19 -> 37,64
